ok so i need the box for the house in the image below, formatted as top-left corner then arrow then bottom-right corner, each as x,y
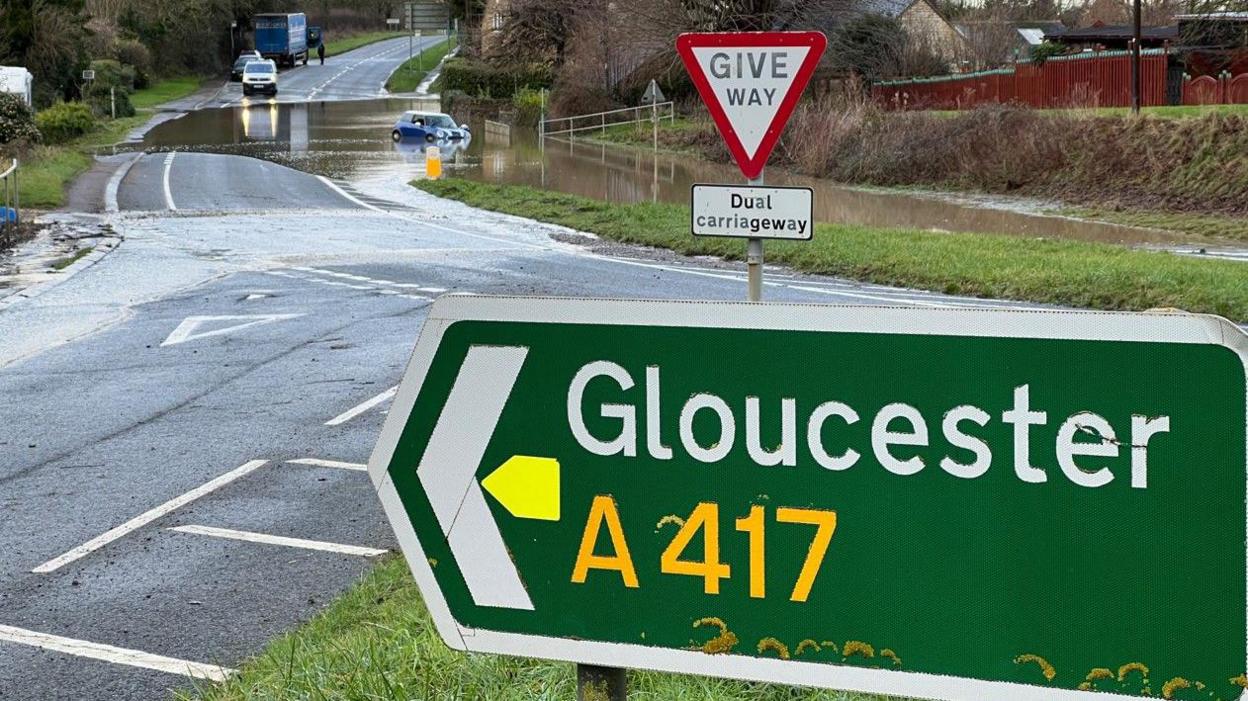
857,0 -> 967,61
1044,22 -> 1178,51
1173,13 -> 1248,75
479,0 -> 509,54
1012,21 -> 1066,60
954,20 -> 1066,67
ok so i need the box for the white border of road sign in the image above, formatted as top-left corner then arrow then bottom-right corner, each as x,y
691,184 -> 814,240
368,295 -> 1248,701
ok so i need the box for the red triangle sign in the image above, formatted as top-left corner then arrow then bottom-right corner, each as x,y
677,32 -> 826,180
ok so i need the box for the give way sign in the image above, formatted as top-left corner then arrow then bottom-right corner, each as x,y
677,31 -> 827,179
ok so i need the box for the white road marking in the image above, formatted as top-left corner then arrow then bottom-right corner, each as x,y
261,270 -> 434,302
326,386 -> 398,426
0,625 -> 235,682
316,176 -> 384,212
160,314 -> 303,347
32,460 -> 270,573
162,152 -> 177,211
286,458 -> 368,472
104,153 -> 142,213
377,208 -> 1036,310
785,283 -> 954,308
169,525 -> 386,557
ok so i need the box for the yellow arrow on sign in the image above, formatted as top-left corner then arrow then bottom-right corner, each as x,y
481,456 -> 560,521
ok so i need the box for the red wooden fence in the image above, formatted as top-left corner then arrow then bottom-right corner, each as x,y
872,49 -> 1169,110
1176,72 -> 1248,105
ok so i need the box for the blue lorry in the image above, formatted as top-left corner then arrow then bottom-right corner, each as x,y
254,13 -> 308,68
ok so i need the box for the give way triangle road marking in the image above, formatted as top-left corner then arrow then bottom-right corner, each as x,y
160,314 -> 304,347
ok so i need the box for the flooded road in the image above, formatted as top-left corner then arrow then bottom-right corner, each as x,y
129,98 -> 1184,245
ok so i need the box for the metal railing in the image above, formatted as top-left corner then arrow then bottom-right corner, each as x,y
540,101 -> 675,138
0,159 -> 18,249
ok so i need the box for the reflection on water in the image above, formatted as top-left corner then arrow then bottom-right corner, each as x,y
131,97 -> 1183,245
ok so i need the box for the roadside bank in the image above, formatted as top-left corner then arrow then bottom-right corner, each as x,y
385,36 -> 458,94
17,77 -> 209,211
592,103 -> 1248,241
414,179 -> 1248,322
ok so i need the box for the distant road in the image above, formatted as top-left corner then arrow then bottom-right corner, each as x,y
213,34 -> 447,107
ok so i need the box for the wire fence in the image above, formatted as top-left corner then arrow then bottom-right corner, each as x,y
540,102 -> 675,138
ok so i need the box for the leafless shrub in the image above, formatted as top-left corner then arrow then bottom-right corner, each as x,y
777,97 -> 1072,190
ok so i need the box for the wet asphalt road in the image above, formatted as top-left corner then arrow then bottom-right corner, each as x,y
213,34 -> 445,107
0,38 -> 1035,701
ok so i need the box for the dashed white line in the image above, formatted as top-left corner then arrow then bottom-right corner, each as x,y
326,386 -> 398,427
169,525 -> 386,557
32,460 -> 270,573
286,458 -> 368,472
262,268 -> 438,302
161,152 -> 177,211
0,624 -> 235,682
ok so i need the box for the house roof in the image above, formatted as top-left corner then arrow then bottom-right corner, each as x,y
1044,24 -> 1179,41
1175,12 -> 1248,21
1014,20 -> 1067,35
855,0 -> 919,18
1017,28 -> 1047,45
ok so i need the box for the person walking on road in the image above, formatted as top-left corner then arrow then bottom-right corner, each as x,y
317,43 -> 325,65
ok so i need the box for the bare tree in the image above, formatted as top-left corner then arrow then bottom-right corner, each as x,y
958,11 -> 1021,69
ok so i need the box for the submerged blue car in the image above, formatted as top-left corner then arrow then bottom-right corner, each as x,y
390,111 -> 470,143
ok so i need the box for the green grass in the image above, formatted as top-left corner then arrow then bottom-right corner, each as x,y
415,178 -> 1248,322
1058,206 -> 1248,241
385,37 -> 457,93
587,117 -> 708,155
18,146 -> 91,209
50,246 -> 93,270
17,76 -> 206,208
323,30 -> 407,57
184,556 -> 890,701
131,76 -> 204,110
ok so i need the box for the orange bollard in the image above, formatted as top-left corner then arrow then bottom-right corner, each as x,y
425,146 -> 442,179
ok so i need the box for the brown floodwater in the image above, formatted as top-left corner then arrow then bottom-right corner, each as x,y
125,97 -> 1188,246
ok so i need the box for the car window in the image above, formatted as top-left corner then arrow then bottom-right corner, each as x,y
428,115 -> 455,128
245,63 -> 274,74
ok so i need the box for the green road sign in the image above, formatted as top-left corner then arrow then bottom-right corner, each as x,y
369,296 -> 1248,701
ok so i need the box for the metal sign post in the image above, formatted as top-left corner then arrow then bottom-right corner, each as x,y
747,171 -> 763,302
368,295 -> 1248,701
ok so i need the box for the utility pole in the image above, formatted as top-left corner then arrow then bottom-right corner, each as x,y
1130,0 -> 1142,113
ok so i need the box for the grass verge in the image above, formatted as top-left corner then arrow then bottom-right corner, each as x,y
18,147 -> 92,209
17,76 -> 204,209
415,178 -> 1248,322
324,31 -> 406,57
1057,207 -> 1248,242
50,246 -> 93,270
588,117 -> 710,155
184,556 -> 889,701
131,77 -> 204,109
385,37 -> 457,93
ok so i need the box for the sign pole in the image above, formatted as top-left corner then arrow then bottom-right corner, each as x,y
747,170 -> 763,302
577,664 -> 626,701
